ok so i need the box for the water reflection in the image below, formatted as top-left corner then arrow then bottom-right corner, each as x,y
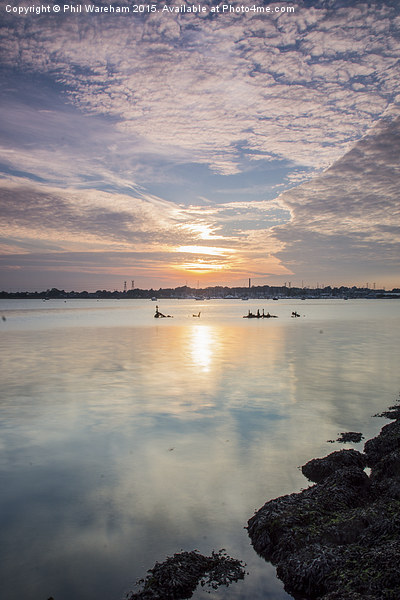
190,325 -> 214,372
0,300 -> 399,600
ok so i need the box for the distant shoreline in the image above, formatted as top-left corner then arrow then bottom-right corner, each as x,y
1,285 -> 399,301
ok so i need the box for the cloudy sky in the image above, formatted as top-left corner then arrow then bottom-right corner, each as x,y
0,0 -> 399,291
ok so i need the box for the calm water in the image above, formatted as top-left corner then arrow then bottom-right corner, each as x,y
0,298 -> 399,600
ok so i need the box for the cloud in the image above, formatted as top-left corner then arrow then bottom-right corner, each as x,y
270,109 -> 400,285
0,174 -> 292,287
0,177 -> 196,251
1,0 -> 399,179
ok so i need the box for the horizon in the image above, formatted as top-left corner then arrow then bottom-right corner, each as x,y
1,1 -> 400,291
2,281 -> 398,295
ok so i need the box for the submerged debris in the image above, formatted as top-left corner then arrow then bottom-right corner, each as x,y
126,549 -> 246,600
247,401 -> 400,600
243,308 -> 278,319
154,305 -> 173,318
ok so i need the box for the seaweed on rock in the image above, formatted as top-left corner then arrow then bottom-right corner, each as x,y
247,401 -> 400,600
301,449 -> 366,483
126,549 -> 246,600
327,432 -> 364,444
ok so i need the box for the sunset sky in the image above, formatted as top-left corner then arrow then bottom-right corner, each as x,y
1,0 -> 399,291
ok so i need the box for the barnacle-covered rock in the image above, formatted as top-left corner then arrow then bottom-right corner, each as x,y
247,401 -> 400,600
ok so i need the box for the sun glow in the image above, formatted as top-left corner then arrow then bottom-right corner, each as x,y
174,244 -> 235,273
181,222 -> 222,240
176,261 -> 225,274
176,245 -> 231,256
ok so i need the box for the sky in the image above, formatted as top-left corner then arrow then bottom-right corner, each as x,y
0,0 -> 399,292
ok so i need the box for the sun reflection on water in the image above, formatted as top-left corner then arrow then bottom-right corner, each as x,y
189,325 -> 215,372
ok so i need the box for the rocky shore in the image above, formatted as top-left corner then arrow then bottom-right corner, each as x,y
247,402 -> 400,600
127,549 -> 246,599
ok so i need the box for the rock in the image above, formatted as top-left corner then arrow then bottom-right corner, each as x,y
301,449 -> 366,483
127,549 -> 246,600
364,419 -> 400,466
335,431 -> 364,443
247,402 -> 400,600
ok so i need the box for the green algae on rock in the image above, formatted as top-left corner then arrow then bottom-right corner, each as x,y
247,402 -> 400,600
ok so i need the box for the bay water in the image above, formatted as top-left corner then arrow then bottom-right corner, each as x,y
0,298 -> 399,600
